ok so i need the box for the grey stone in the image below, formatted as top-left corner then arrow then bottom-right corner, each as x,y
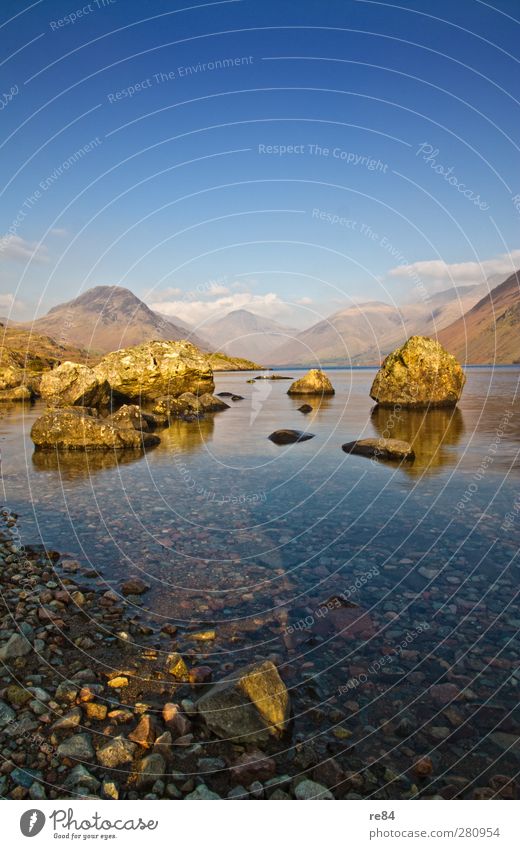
185,784 -> 221,800
294,779 -> 334,800
96,735 -> 137,768
57,733 -> 94,761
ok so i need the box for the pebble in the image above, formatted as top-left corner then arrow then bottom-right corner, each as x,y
185,784 -> 221,800
294,779 -> 334,800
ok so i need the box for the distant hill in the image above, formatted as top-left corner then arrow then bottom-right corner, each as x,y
438,271 -> 520,363
208,352 -> 264,371
203,309 -> 298,362
267,281 -> 501,366
0,323 -> 89,373
20,286 -> 208,355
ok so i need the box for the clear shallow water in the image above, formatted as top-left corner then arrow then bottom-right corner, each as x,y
1,367 -> 520,790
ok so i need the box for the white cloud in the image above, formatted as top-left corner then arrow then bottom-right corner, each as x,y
149,290 -> 311,330
387,249 -> 520,286
0,235 -> 49,264
50,228 -> 68,237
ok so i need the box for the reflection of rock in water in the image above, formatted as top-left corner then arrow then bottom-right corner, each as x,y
288,395 -> 334,420
32,448 -> 144,479
371,405 -> 464,475
154,416 -> 214,454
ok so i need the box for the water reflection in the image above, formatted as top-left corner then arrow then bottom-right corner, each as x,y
31,447 -> 146,479
153,416 -> 214,455
371,405 -> 465,475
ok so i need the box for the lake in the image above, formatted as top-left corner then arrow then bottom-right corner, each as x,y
1,366 -> 519,794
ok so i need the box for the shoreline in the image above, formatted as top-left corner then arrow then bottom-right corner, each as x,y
1,512 -> 517,801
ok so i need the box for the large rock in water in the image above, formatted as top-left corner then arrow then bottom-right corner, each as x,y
370,336 -> 466,408
31,407 -> 160,451
287,369 -> 335,396
196,660 -> 290,744
39,362 -> 110,408
94,341 -> 214,402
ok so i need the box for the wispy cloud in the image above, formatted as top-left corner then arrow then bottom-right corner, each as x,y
0,235 -> 50,264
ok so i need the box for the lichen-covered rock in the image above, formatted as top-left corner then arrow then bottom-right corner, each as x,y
152,391 -> 228,419
94,340 -> 214,402
40,362 -> 110,408
196,660 -> 290,743
342,437 -> 415,461
152,392 -> 201,419
106,404 -> 150,432
0,363 -> 24,391
0,385 -> 33,402
287,369 -> 335,396
370,336 -> 466,408
31,407 -> 160,451
198,393 -> 230,412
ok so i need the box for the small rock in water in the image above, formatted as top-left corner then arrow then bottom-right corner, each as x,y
412,756 -> 434,778
287,369 -> 335,396
166,652 -> 189,681
121,578 -> 150,596
298,404 -> 313,414
187,630 -> 216,642
342,437 -> 414,461
268,429 -> 315,445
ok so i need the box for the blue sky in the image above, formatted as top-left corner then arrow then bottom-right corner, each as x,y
1,0 -> 519,329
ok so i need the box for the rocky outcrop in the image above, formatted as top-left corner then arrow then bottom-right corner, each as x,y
196,660 -> 290,744
198,393 -> 230,412
370,336 -> 466,408
31,407 -> 160,451
268,429 -> 315,445
0,363 -> 26,392
106,404 -> 152,432
39,362 -> 110,408
342,437 -> 415,461
0,385 -> 33,402
287,369 -> 335,396
94,340 -> 214,402
152,391 -> 229,420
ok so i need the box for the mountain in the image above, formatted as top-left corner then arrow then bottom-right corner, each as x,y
152,311 -> 213,349
438,271 -> 520,363
267,281 -> 502,366
203,309 -> 298,361
21,286 -> 208,354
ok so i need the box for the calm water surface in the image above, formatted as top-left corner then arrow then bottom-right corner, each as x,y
1,367 -> 520,789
